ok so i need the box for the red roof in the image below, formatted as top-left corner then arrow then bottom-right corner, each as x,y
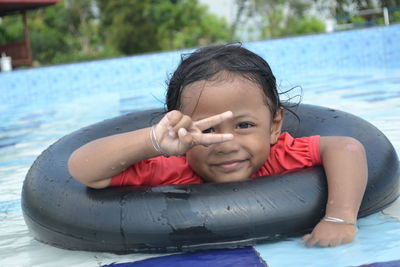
0,0 -> 60,16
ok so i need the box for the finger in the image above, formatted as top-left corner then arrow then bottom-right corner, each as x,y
302,234 -> 311,241
152,112 -> 180,142
304,235 -> 319,248
306,238 -> 318,248
178,128 -> 194,149
168,126 -> 176,138
317,238 -> 331,247
194,111 -> 233,131
328,238 -> 341,247
173,115 -> 193,133
159,110 -> 182,129
194,132 -> 234,146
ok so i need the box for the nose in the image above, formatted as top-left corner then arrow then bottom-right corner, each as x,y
213,138 -> 240,155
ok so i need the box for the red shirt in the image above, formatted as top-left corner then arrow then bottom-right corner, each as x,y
110,132 -> 321,187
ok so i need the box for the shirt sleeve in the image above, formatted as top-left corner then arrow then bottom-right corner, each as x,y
109,156 -> 203,187
254,132 -> 321,176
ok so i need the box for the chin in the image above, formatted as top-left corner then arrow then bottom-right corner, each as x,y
209,175 -> 250,183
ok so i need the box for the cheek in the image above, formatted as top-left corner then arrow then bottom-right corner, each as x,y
263,145 -> 271,161
186,147 -> 207,169
247,134 -> 270,163
256,143 -> 270,163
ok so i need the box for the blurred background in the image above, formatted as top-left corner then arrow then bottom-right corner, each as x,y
0,0 -> 399,68
0,2 -> 399,266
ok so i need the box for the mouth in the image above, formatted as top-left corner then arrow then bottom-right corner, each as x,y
212,159 -> 248,172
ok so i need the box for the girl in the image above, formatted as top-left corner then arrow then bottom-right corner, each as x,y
68,44 -> 367,248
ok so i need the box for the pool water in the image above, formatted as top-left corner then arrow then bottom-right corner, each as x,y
1,25 -> 399,266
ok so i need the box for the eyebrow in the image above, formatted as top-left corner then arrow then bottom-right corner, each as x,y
234,113 -> 258,120
195,113 -> 258,122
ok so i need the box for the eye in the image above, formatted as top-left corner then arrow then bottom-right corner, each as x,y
202,128 -> 215,134
237,122 -> 254,129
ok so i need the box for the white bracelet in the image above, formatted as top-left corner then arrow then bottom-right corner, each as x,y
150,125 -> 169,157
323,216 -> 356,226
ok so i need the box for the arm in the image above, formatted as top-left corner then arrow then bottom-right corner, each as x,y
68,127 -> 157,189
68,110 -> 233,189
303,136 -> 368,247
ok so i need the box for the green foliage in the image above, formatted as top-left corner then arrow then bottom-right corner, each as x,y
377,9 -> 400,24
260,8 -> 286,38
28,6 -> 71,64
351,15 -> 367,24
391,9 -> 400,23
6,0 -> 398,67
155,3 -> 230,49
287,16 -> 326,35
28,0 -> 120,65
30,25 -> 69,64
98,0 -> 231,54
48,47 -> 121,65
251,0 -> 325,39
0,15 -> 24,44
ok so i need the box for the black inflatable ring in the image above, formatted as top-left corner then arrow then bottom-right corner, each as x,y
22,104 -> 399,253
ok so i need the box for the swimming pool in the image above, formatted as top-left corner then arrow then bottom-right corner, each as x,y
1,25 -> 399,266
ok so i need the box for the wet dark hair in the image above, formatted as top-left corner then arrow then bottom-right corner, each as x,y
166,43 -> 283,117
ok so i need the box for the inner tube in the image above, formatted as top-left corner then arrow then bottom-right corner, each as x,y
21,104 -> 399,253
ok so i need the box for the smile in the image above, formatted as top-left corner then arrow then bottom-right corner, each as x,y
213,160 -> 248,172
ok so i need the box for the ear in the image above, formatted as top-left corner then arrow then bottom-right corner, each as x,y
270,108 -> 284,144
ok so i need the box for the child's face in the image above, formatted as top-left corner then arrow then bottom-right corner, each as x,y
181,73 -> 283,183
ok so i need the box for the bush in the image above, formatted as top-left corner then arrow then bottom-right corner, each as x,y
284,16 -> 325,37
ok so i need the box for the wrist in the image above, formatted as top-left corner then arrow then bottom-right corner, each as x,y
149,125 -> 169,157
325,203 -> 358,222
322,216 -> 356,226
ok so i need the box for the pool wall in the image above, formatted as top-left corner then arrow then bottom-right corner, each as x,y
0,25 -> 399,111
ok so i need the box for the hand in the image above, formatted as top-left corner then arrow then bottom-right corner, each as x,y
302,220 -> 357,247
152,110 -> 234,156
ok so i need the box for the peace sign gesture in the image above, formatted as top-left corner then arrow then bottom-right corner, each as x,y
151,110 -> 234,156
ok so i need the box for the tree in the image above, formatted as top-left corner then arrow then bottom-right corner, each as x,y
26,0 -> 119,65
0,14 -> 24,44
28,4 -> 72,64
231,0 -> 248,40
153,0 -> 230,49
286,15 -> 326,35
61,0 -> 98,54
97,0 -> 161,54
242,0 -> 325,39
97,0 -> 230,55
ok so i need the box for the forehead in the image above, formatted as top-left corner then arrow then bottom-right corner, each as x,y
180,73 -> 268,118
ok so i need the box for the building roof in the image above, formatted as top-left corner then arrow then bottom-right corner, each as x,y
0,0 -> 59,16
